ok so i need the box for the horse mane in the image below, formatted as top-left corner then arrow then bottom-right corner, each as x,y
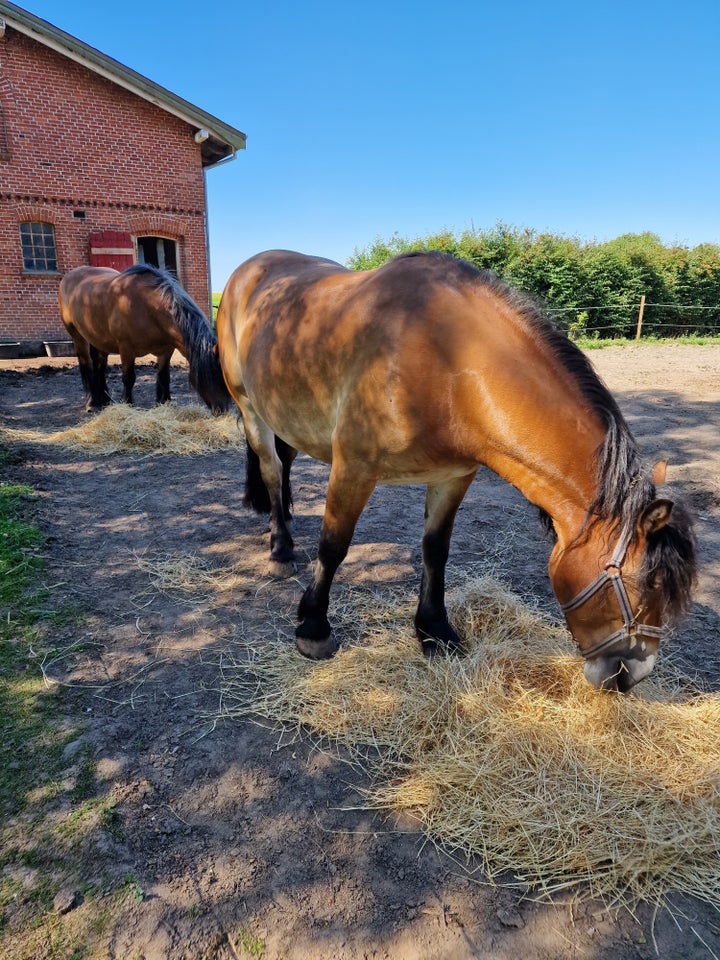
121,264 -> 230,411
398,251 -> 698,619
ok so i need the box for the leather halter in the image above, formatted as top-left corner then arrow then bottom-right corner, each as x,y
560,523 -> 663,661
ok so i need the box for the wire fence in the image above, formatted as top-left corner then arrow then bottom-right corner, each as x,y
544,301 -> 720,340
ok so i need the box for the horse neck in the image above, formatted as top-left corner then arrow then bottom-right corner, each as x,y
168,319 -> 189,356
486,443 -> 601,549
456,335 -> 607,547
148,299 -> 192,358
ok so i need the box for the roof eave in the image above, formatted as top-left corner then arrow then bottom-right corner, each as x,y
0,0 -> 246,167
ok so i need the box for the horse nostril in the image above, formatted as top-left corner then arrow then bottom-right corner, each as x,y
600,661 -> 624,692
615,662 -> 635,693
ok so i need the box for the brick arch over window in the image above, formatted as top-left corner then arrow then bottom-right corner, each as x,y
0,99 -> 9,158
0,75 -> 14,159
16,204 -> 60,225
128,214 -> 187,241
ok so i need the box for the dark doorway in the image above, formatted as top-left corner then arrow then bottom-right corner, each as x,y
137,236 -> 178,276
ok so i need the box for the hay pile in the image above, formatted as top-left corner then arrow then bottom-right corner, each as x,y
221,576 -> 720,908
34,403 -> 241,454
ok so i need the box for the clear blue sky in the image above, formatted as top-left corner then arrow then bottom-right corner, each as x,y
18,0 -> 720,291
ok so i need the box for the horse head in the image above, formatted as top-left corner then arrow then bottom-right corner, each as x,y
200,375 -> 232,415
189,341 -> 232,415
549,496 -> 696,692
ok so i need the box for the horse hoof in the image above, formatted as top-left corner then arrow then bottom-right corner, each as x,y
420,635 -> 463,658
267,559 -> 296,579
421,639 -> 438,658
295,635 -> 339,660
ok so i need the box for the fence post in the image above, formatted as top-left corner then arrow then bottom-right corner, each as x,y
635,295 -> 646,340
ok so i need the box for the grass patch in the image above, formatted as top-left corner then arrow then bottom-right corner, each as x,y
70,748 -> 98,804
0,482 -> 43,606
0,476 -> 54,817
0,437 -> 141,958
235,926 -> 265,958
0,441 -> 123,956
573,333 -> 720,349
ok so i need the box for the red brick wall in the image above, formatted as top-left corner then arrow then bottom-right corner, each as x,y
0,26 -> 211,346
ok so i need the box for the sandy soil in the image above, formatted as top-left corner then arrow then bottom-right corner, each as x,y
1,344 -> 719,959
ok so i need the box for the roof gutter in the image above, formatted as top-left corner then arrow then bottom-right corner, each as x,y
203,149 -> 239,172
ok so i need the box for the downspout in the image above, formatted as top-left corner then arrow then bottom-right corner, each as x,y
202,168 -> 212,321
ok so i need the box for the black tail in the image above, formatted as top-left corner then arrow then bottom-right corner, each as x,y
244,437 -> 295,521
122,264 -> 232,414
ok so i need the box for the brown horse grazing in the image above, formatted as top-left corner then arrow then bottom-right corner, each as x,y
58,263 -> 232,413
216,250 -> 697,692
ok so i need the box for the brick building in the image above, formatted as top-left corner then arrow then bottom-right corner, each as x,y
0,1 -> 246,353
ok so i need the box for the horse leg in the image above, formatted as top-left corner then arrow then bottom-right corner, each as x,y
276,436 -> 297,521
70,336 -> 95,412
89,346 -> 112,409
155,351 -> 172,404
414,472 -> 477,657
242,413 -> 296,576
119,355 -> 136,404
244,436 -> 296,521
296,463 -> 376,659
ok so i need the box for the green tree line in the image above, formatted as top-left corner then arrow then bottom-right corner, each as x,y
348,226 -> 720,339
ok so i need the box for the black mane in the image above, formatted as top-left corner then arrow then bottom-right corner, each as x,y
121,264 -> 231,413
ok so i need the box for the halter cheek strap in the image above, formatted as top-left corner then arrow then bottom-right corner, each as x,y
560,524 -> 663,661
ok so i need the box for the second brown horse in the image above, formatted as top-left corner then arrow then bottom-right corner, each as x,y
58,263 -> 231,413
217,250 -> 696,692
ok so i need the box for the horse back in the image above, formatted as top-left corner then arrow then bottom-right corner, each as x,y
217,249 -> 602,481
58,265 -> 184,358
108,269 -> 185,356
218,251 -> 484,470
59,266 -> 117,321
217,250 -> 350,412
58,266 -> 119,347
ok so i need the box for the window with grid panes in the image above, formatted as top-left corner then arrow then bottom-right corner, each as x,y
20,222 -> 58,273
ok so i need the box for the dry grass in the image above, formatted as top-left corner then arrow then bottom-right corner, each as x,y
133,550 -> 256,604
221,575 -> 720,908
2,403 -> 241,454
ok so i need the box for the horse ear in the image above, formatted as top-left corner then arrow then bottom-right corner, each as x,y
640,498 -> 673,537
652,460 -> 668,485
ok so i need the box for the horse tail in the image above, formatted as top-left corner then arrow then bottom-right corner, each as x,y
244,436 -> 295,521
122,264 -> 232,414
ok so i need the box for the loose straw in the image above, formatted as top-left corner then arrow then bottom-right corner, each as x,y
2,403 -> 241,455
220,575 -> 720,908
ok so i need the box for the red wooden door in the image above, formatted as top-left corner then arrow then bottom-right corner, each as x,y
89,230 -> 135,270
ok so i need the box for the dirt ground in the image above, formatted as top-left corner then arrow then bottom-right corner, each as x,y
1,343 -> 719,960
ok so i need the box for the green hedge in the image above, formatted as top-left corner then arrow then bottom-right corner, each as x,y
348,226 -> 720,339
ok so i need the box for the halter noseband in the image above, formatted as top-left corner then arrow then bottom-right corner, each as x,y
560,523 -> 663,661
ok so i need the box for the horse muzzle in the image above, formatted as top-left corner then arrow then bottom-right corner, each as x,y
583,648 -> 657,692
